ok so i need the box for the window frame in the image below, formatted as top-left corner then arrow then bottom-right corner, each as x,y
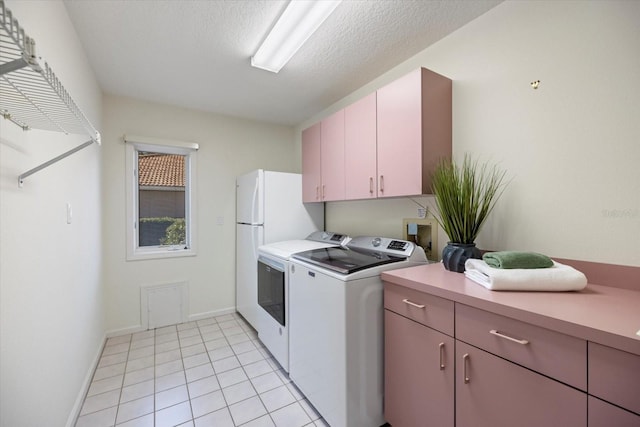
124,135 -> 198,261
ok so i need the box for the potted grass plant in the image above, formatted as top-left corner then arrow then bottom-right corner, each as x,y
431,154 -> 508,273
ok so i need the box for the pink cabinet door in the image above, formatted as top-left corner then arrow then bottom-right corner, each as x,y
384,310 -> 454,427
588,396 -> 640,427
345,93 -> 377,200
320,109 -> 345,201
456,341 -> 587,427
301,123 -> 321,202
376,68 -> 423,198
589,342 -> 640,415
376,68 -> 451,197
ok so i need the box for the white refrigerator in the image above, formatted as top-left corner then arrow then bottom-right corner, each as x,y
236,169 -> 324,329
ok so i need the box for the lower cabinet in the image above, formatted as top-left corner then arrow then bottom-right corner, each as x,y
384,281 -> 640,427
456,341 -> 587,427
384,310 -> 454,427
588,396 -> 640,427
588,342 -> 640,416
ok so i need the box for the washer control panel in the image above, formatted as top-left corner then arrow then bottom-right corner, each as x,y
307,231 -> 351,246
348,236 -> 414,257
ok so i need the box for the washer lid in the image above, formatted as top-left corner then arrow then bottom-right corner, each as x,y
291,246 -> 404,275
258,231 -> 350,260
258,239 -> 339,260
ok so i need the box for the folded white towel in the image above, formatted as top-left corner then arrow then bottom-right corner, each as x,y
464,259 -> 587,291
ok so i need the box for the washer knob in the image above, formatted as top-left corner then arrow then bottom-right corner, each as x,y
372,237 -> 382,247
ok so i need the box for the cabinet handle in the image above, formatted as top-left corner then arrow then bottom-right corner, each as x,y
379,175 -> 384,193
316,186 -> 319,200
463,353 -> 470,383
439,342 -> 445,370
369,177 -> 373,194
489,329 -> 529,345
402,298 -> 425,309
322,185 -> 325,199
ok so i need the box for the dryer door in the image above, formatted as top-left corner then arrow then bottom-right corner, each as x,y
257,257 -> 285,326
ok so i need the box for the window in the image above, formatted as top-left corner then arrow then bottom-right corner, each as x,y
125,135 -> 198,260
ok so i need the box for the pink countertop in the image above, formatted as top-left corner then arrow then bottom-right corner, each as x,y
381,263 -> 640,356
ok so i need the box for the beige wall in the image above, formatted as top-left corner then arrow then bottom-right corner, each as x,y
102,95 -> 296,334
297,0 -> 640,267
0,1 -> 104,426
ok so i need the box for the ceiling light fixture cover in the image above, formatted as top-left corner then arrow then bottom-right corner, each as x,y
251,0 -> 342,73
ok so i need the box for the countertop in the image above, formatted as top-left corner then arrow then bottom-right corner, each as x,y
381,263 -> 640,356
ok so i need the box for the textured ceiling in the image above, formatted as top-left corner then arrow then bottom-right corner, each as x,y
63,0 -> 503,126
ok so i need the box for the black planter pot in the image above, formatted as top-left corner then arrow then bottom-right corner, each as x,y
441,242 -> 481,273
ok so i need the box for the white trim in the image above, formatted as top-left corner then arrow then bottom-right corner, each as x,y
188,307 -> 237,322
105,324 -> 146,338
125,140 -> 197,261
104,307 -> 239,338
124,134 -> 199,151
66,334 -> 107,427
128,248 -> 197,261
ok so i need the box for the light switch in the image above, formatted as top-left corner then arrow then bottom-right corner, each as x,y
216,216 -> 224,225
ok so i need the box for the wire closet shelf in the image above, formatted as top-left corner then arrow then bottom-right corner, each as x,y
0,0 -> 101,186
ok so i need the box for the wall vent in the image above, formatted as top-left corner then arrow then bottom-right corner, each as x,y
140,281 -> 188,330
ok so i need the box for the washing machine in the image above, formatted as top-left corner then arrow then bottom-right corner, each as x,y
289,236 -> 428,427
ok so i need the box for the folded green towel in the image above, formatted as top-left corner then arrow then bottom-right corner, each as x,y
483,251 -> 554,269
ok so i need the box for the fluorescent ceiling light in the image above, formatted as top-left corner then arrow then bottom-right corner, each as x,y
251,0 -> 342,73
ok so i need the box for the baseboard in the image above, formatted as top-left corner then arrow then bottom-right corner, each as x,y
189,306 -> 236,322
65,333 -> 107,427
106,324 -> 146,338
104,307 -> 237,338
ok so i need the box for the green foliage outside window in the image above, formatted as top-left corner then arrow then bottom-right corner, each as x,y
139,217 -> 186,246
161,218 -> 186,245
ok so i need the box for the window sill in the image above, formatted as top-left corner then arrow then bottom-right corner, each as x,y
126,248 -> 197,262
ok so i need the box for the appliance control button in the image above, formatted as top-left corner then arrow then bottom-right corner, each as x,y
388,240 -> 408,250
372,237 -> 382,247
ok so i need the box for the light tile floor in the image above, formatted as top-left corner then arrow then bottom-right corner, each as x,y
75,313 -> 328,427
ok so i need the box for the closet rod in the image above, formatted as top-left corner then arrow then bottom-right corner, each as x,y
0,56 -> 28,75
18,138 -> 96,187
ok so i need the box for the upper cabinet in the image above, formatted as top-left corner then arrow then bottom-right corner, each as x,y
345,93 -> 378,199
377,68 -> 452,198
302,67 -> 451,202
320,110 -> 346,202
301,111 -> 346,203
302,123 -> 322,202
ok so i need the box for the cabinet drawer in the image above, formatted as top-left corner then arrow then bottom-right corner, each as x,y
383,282 -> 454,336
588,396 -> 640,427
589,342 -> 640,415
455,303 -> 587,390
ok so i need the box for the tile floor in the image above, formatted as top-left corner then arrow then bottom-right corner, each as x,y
75,313 -> 328,427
